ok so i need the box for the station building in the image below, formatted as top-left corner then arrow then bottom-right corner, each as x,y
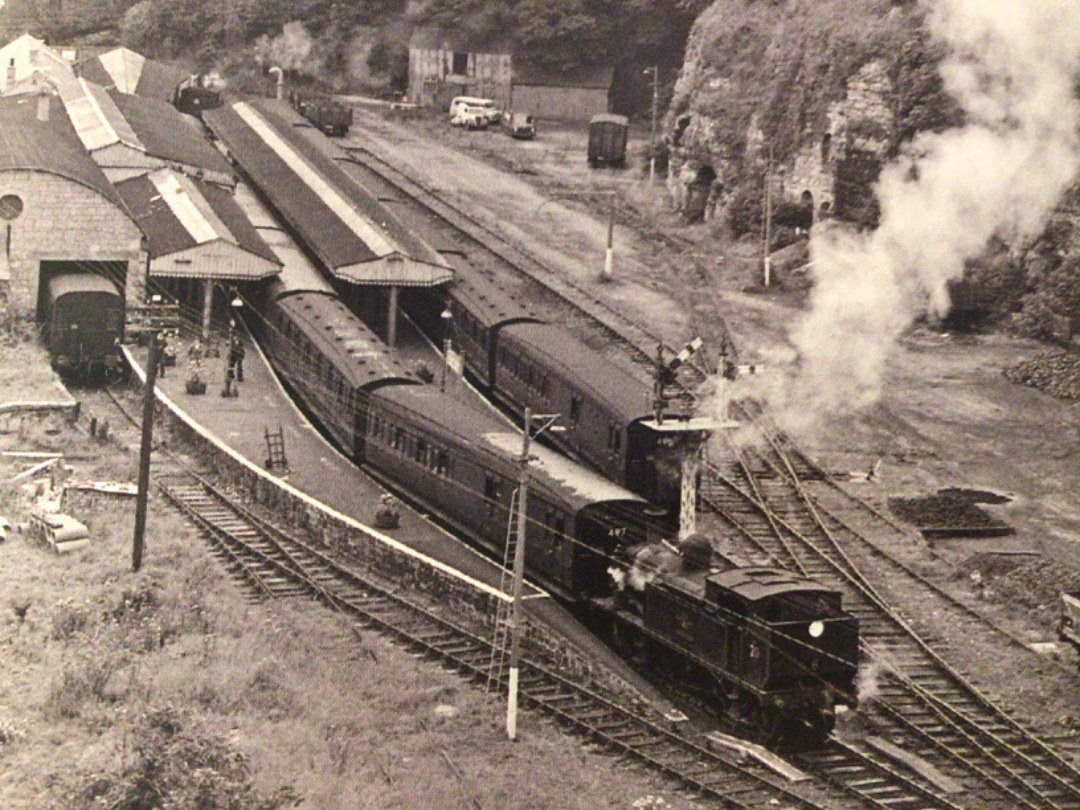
0,93 -> 146,326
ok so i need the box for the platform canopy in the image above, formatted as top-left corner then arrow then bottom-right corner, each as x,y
204,99 -> 454,288
116,168 -> 279,280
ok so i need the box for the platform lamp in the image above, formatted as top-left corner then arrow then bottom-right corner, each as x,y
644,66 -> 659,184
440,307 -> 453,392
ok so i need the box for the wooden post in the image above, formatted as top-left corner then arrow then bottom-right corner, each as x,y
132,331 -> 161,572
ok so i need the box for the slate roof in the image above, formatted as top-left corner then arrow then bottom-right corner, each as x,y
108,89 -> 234,181
114,168 -> 278,275
0,94 -> 127,209
77,47 -> 188,101
204,98 -> 453,287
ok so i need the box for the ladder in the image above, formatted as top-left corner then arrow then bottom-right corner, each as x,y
264,425 -> 288,472
486,487 -> 520,694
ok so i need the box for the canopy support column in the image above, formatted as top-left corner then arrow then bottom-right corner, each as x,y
386,285 -> 399,348
201,280 -> 214,340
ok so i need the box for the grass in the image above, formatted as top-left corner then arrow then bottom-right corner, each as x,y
0,340 -> 693,810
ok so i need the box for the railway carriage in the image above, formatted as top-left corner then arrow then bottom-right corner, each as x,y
262,264 -> 418,454
42,273 -> 124,374
365,383 -> 651,600
441,266 -> 681,512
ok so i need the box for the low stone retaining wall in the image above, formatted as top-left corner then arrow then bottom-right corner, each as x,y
129,369 -> 646,705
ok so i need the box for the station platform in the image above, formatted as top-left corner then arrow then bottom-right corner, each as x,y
124,327 -> 678,716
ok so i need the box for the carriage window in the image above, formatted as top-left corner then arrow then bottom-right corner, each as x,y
540,375 -> 549,398
569,396 -> 582,423
392,426 -> 404,450
415,438 -> 426,463
608,425 -> 621,453
436,449 -> 450,476
484,475 -> 499,501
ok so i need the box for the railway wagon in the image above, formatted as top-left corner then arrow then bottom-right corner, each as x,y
42,273 -> 124,373
588,114 -> 629,168
261,267 -> 418,454
290,93 -> 353,136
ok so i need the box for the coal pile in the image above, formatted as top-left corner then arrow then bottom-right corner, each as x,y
955,554 -> 1080,628
1003,350 -> 1080,400
889,488 -> 1014,538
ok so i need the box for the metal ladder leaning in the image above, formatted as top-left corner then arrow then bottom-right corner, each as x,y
486,487 -> 520,694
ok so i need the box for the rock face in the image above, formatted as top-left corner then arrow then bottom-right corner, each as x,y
665,0 -> 952,230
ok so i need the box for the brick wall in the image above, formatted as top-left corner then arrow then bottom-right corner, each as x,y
0,170 -> 145,321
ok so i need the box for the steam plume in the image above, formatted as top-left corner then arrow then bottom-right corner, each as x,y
784,0 -> 1080,424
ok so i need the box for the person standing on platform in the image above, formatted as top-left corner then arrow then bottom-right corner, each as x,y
227,328 -> 246,384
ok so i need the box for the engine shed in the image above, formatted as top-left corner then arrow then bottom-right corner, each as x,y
0,94 -> 145,328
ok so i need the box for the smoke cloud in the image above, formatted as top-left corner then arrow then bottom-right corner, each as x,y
780,0 -> 1080,427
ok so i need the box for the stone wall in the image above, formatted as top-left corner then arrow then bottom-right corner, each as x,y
0,170 -> 145,321
135,371 -> 648,706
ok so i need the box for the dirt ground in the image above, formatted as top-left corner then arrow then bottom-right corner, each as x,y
348,104 -> 1080,576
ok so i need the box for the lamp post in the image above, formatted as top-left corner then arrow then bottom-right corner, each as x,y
507,407 -> 562,741
536,192 -> 617,281
440,307 -> 453,391
644,66 -> 659,184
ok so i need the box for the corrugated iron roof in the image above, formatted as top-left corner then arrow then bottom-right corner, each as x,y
0,94 -> 127,209
115,168 -> 278,274
204,99 -> 453,287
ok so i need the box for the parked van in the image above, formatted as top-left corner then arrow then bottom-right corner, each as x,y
448,96 -> 500,126
506,112 -> 536,140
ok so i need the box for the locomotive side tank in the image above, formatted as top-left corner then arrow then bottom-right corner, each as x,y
601,560 -> 859,746
43,273 -> 124,373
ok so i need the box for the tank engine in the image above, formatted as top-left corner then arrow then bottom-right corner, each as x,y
596,544 -> 859,747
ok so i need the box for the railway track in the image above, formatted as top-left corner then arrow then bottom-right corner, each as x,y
710,402 -> 1080,810
332,116 -> 1080,808
154,470 -> 862,810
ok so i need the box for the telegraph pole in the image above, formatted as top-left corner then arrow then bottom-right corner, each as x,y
507,408 -> 560,740
132,331 -> 161,573
131,299 -> 179,573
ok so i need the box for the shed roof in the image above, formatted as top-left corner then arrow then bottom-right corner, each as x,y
407,27 -> 511,55
57,75 -> 143,153
513,63 -> 614,90
115,168 -> 278,277
204,98 -> 453,287
0,94 -> 127,209
77,47 -> 189,101
108,89 -> 234,181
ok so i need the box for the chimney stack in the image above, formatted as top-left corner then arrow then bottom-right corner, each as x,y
37,90 -> 50,122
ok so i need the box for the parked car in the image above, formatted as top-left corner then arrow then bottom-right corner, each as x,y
451,106 -> 490,130
448,96 -> 501,126
506,112 -> 536,140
